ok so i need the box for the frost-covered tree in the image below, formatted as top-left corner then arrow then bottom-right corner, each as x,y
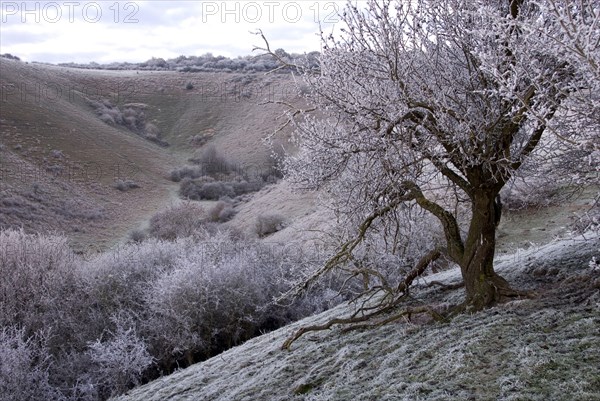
258,0 -> 598,332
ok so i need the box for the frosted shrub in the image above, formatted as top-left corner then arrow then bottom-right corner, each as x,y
99,113 -> 115,125
0,229 -> 78,334
129,229 -> 146,243
195,181 -> 236,201
141,233 -> 327,367
148,203 -> 207,240
144,239 -> 271,360
81,239 -> 183,320
87,323 -> 153,399
254,213 -> 287,237
208,201 -> 237,222
0,228 -> 346,396
0,327 -> 63,401
114,179 -> 140,192
179,179 -> 264,201
169,166 -> 205,182
192,145 -> 233,176
90,99 -> 167,146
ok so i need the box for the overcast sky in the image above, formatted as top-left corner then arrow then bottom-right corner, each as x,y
0,1 -> 350,63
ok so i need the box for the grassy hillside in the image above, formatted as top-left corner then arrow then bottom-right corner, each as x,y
112,234 -> 599,401
0,59 -> 297,251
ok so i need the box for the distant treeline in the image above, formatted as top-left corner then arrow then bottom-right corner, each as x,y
0,53 -> 21,61
54,50 -> 319,73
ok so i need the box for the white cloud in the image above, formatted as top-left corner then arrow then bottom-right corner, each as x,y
0,1 -> 350,63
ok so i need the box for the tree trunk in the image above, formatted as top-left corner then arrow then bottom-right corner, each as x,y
460,190 -> 514,311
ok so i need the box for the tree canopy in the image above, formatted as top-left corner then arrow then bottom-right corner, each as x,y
257,0 -> 599,347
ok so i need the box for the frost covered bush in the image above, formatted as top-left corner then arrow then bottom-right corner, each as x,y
179,179 -> 244,201
231,180 -> 265,196
197,181 -> 236,200
142,232 -> 320,366
145,252 -> 269,360
169,166 -> 205,182
208,200 -> 237,222
0,327 -> 63,401
192,145 -> 233,176
90,99 -> 167,146
86,324 -> 153,399
0,229 -> 78,334
0,230 -> 94,400
180,179 -> 266,201
114,179 -> 140,192
129,229 -> 146,243
0,228 -> 345,398
76,239 -> 189,376
148,203 -> 207,240
254,213 -> 287,237
174,146 -> 269,202
81,240 -> 182,321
